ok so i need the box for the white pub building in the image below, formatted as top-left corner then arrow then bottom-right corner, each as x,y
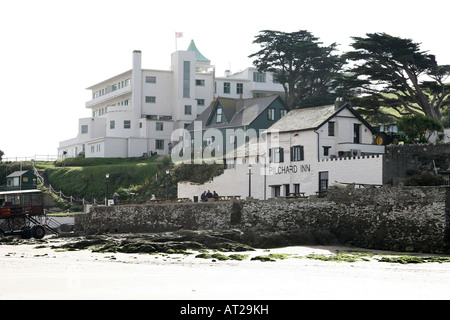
178,101 -> 386,199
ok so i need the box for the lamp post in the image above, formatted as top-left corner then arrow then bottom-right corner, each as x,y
165,169 -> 170,200
105,173 -> 110,205
248,164 -> 252,198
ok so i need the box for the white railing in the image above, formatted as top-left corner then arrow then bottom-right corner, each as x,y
1,155 -> 59,162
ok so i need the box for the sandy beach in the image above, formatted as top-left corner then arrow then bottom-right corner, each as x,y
0,235 -> 449,301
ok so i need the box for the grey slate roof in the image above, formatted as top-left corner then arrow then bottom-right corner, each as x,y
187,95 -> 282,131
268,103 -> 375,134
268,104 -> 337,132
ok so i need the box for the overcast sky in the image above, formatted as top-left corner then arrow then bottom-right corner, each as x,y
1,0 -> 449,159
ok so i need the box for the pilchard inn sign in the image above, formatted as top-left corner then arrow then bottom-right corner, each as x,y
267,164 -> 311,175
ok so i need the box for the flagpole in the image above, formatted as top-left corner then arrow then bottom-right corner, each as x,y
175,32 -> 183,52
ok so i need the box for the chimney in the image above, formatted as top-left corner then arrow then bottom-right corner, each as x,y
133,50 -> 142,70
224,70 -> 231,77
334,97 -> 344,109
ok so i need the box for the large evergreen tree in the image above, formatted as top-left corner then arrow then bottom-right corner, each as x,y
249,30 -> 345,109
343,33 -> 450,123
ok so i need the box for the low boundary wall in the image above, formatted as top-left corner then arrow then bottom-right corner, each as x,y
75,186 -> 450,253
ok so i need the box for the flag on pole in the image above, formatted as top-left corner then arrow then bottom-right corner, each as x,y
175,32 -> 183,38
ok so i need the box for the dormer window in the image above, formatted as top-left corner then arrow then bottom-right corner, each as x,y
216,107 -> 223,123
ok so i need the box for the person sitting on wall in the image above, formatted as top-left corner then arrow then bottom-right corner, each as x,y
206,190 -> 213,198
213,191 -> 219,200
201,191 -> 207,202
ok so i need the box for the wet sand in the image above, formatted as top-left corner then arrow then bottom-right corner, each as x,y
1,235 -> 450,300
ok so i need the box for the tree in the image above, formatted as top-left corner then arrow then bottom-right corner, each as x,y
249,30 -> 345,109
343,33 -> 450,123
0,150 -> 4,162
397,114 -> 443,143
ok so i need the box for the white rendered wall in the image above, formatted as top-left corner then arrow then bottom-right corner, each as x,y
177,155 -> 384,200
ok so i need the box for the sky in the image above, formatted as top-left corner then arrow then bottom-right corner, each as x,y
0,0 -> 449,159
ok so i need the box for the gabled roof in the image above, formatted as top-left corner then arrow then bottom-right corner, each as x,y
268,103 -> 375,134
187,95 -> 285,131
6,170 -> 31,178
187,40 -> 210,63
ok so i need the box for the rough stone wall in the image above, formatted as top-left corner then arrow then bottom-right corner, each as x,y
384,143 -> 450,183
75,186 -> 450,253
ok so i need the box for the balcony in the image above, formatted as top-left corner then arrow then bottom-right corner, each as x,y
85,86 -> 132,109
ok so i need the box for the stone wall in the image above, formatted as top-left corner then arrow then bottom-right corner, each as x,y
383,143 -> 450,184
75,186 -> 450,253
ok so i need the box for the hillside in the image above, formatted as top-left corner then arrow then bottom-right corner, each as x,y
0,156 -> 224,207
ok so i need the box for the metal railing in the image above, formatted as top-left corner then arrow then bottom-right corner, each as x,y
1,155 -> 58,162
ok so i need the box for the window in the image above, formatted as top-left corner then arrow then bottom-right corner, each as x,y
196,79 -> 205,86
216,107 -> 223,123
319,171 -> 329,191
124,120 -> 131,129
145,96 -> 156,103
155,140 -> 164,150
81,125 -> 88,134
196,99 -> 205,106
354,124 -> 361,143
236,83 -> 243,94
223,82 -> 230,94
280,109 -> 287,118
291,145 -> 304,161
146,76 -> 156,83
183,61 -> 190,98
270,147 -> 284,163
273,186 -> 281,197
110,121 -> 115,129
284,184 -> 290,196
323,146 -> 331,156
184,105 -> 192,115
328,122 -> 335,136
253,72 -> 266,83
156,122 -> 163,131
294,184 -> 300,194
268,108 -> 275,120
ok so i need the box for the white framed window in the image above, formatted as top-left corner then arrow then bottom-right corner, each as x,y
291,145 -> 304,161
253,72 -> 266,83
216,107 -> 223,123
145,96 -> 156,103
156,140 -> 164,150
124,120 -> 131,129
236,83 -> 243,94
224,82 -> 230,94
